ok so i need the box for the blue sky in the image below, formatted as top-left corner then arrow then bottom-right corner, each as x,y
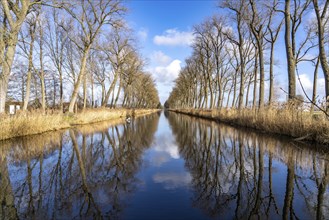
125,0 -> 326,105
126,0 -> 218,103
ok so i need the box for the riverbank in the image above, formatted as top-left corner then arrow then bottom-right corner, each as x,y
169,108 -> 329,145
0,108 -> 160,141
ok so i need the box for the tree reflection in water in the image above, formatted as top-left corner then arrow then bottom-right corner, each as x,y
0,113 -> 159,219
166,111 -> 329,219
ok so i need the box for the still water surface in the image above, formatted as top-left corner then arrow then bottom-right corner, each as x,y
0,111 -> 328,219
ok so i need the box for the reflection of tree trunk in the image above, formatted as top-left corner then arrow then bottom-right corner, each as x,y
55,138 -> 64,210
70,130 -> 87,185
266,152 -> 279,215
235,137 -> 244,218
283,154 -> 295,220
38,154 -> 43,209
0,157 -> 18,219
27,159 -> 35,215
250,141 -> 264,218
316,155 -> 328,220
69,130 -> 101,216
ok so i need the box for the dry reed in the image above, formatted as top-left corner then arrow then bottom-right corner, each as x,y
170,107 -> 329,145
0,108 -> 160,141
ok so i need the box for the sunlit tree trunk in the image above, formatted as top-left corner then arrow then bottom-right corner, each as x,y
23,22 -> 37,111
0,0 -> 32,113
285,0 -> 297,100
69,50 -> 89,112
39,25 -> 46,114
311,58 -> 320,114
312,0 -> 329,113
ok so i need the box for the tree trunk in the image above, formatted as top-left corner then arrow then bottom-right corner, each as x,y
258,39 -> 265,108
68,48 -> 90,113
269,43 -> 275,105
102,71 -> 119,107
311,58 -> 319,114
59,69 -> 63,112
83,73 -> 87,109
0,77 -> 9,113
253,54 -> 258,109
40,74 -> 46,113
313,0 -> 329,112
285,0 -> 296,100
0,1 -> 30,113
245,76 -> 252,107
39,29 -> 46,114
114,78 -> 122,108
53,75 -> 56,108
91,74 -> 94,108
23,31 -> 36,111
0,44 -> 16,113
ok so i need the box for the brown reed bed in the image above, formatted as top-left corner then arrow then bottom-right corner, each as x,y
0,108 -> 160,141
170,107 -> 329,145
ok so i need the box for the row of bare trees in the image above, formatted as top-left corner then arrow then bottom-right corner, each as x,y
166,0 -> 329,113
0,0 -> 160,114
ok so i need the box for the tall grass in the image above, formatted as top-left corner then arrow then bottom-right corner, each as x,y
171,107 -> 329,145
0,108 -> 160,141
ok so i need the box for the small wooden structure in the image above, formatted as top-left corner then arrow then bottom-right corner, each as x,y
5,100 -> 22,115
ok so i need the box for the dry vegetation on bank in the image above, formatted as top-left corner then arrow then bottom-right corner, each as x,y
170,108 -> 329,145
0,108 -> 160,141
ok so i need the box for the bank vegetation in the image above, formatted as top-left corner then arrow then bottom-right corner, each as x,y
0,108 -> 160,141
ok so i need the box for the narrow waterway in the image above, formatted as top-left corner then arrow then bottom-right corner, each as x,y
0,111 -> 328,219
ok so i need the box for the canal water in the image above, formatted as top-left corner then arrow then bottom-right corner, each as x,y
0,111 -> 328,219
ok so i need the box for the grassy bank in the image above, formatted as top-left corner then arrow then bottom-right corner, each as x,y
170,108 -> 329,145
0,108 -> 160,141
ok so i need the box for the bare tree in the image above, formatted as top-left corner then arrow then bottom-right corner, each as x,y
247,0 -> 267,108
0,0 -> 42,113
284,0 -> 311,100
101,26 -> 132,107
61,0 -> 126,113
18,10 -> 39,110
221,0 -> 249,110
312,0 -> 329,112
264,0 -> 283,105
44,8 -> 68,111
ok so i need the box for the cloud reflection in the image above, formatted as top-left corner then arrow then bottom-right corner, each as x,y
154,135 -> 180,159
153,172 -> 191,190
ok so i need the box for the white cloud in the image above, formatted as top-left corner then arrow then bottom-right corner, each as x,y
152,59 -> 181,84
153,172 -> 191,189
297,73 -> 326,99
298,74 -> 313,92
137,28 -> 148,41
153,29 -> 194,46
151,51 -> 172,66
148,57 -> 182,85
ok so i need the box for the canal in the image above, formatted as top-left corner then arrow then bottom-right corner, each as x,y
0,111 -> 328,219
